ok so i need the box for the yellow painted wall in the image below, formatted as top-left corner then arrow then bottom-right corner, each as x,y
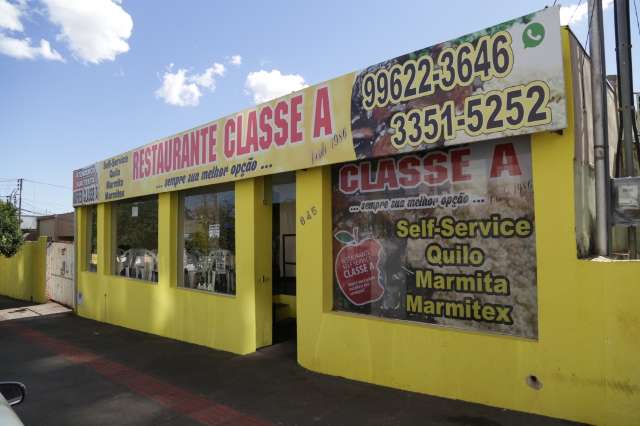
75,178 -> 272,355
0,236 -> 47,304
294,29 -> 640,426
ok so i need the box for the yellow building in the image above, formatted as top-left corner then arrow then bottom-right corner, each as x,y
73,8 -> 640,425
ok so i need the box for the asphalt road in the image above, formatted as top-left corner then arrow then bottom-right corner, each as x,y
0,306 -> 581,426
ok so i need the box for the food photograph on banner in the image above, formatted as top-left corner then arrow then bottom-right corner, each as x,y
350,7 -> 566,158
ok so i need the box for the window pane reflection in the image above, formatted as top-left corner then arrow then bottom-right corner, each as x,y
113,196 -> 158,282
181,185 -> 235,295
87,205 -> 98,272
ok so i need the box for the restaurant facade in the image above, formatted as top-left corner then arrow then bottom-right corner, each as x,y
73,8 -> 640,425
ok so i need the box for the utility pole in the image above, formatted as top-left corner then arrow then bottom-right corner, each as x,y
17,178 -> 23,227
614,0 -> 638,257
589,0 -> 610,256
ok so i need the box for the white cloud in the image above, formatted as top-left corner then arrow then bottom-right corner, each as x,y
560,0 -> 613,25
42,0 -> 133,64
189,62 -> 225,89
213,62 -> 225,76
155,62 -> 227,107
0,0 -> 23,32
230,54 -> 242,65
155,67 -> 202,107
245,69 -> 308,104
0,1 -> 63,62
0,33 -> 63,61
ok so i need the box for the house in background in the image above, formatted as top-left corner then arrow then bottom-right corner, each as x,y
37,212 -> 75,242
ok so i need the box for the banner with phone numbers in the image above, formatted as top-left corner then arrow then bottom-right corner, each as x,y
74,7 -> 565,206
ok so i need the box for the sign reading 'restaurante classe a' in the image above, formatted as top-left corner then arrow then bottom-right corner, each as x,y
73,7 -> 566,206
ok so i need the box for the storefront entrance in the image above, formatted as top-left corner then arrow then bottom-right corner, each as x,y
271,173 -> 297,344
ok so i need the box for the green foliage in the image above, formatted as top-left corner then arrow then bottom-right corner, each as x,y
114,197 -> 158,251
334,230 -> 354,245
0,201 -> 24,258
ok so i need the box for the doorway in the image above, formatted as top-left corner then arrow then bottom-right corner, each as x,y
271,173 -> 297,344
46,241 -> 75,308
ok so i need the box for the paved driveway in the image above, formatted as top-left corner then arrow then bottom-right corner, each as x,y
0,312 -> 580,426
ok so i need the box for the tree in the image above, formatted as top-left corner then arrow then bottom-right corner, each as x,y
0,201 -> 24,258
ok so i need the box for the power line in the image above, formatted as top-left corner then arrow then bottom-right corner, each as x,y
0,178 -> 70,190
22,196 -> 70,209
584,0 -> 598,51
569,0 -> 585,25
21,201 -> 52,215
633,0 -> 640,38
20,208 -> 48,216
23,179 -> 71,190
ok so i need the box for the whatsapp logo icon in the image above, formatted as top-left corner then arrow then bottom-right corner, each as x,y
523,22 -> 545,48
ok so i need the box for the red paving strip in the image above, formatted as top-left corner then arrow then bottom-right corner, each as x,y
8,324 -> 270,426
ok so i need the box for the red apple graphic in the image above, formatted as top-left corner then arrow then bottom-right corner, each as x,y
334,229 -> 385,305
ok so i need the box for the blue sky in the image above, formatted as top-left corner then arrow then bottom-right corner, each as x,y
0,0 -> 637,213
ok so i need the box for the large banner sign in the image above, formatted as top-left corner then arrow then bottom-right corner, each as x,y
73,7 -> 565,206
332,136 -> 538,339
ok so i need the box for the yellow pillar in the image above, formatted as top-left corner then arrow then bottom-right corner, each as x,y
75,207 -> 87,273
236,177 -> 273,349
295,166 -> 332,364
97,202 -> 112,276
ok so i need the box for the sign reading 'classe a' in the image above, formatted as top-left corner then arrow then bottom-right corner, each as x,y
73,7 -> 566,206
131,86 -> 335,181
332,136 -> 539,339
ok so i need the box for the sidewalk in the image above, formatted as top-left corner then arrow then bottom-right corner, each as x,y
0,313 -> 581,426
0,296 -> 72,322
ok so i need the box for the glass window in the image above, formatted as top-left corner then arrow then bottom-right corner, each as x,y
180,184 -> 235,295
86,205 -> 97,272
113,196 -> 158,282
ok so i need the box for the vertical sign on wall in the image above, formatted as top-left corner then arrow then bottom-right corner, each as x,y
332,136 -> 538,339
73,164 -> 100,206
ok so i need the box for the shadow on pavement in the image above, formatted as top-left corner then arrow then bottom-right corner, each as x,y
0,314 -> 584,426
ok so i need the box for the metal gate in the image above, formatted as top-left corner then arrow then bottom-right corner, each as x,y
46,242 -> 75,308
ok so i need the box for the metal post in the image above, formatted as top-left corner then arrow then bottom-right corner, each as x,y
17,178 -> 23,227
614,0 -> 638,257
590,0 -> 610,256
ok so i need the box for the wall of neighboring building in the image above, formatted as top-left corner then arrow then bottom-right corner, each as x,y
295,29 -> 640,426
38,212 -> 75,242
570,30 -> 640,258
54,212 -> 74,240
38,217 -> 56,240
0,236 -> 47,303
571,31 -> 618,257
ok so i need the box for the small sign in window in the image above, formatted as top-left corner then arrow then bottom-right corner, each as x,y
619,184 -> 639,208
209,224 -> 220,239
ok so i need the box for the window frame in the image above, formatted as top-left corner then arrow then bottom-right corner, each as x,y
177,183 -> 236,296
85,205 -> 98,273
111,195 -> 159,284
